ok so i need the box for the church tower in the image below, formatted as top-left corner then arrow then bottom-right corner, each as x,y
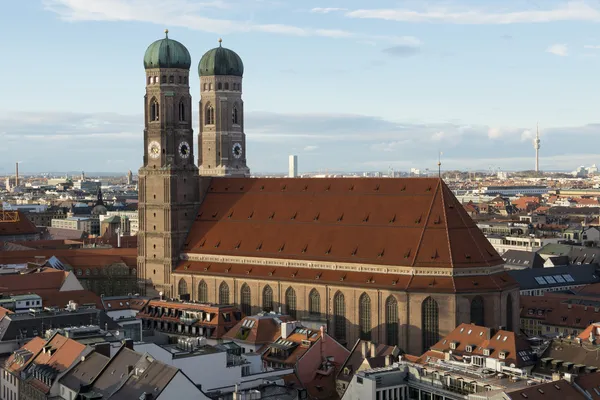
137,30 -> 200,297
198,39 -> 250,176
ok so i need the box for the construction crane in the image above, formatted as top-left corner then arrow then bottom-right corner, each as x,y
0,205 -> 19,223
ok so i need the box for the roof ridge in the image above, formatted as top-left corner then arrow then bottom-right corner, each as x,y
411,179 -> 441,267
439,180 -> 457,283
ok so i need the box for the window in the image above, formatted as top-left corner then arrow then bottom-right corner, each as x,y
422,297 -> 439,352
205,104 -> 215,125
198,280 -> 208,303
147,76 -> 152,85
218,82 -> 222,90
232,105 -> 239,125
150,98 -> 159,121
386,295 -> 399,346
178,99 -> 186,122
286,287 -> 297,319
240,284 -> 251,315
219,281 -> 230,304
471,296 -> 485,326
169,75 -> 174,83
309,289 -> 320,316
178,279 -> 188,296
203,83 -> 207,91
333,291 -> 346,342
506,294 -> 514,331
224,82 -> 229,90
359,293 -> 371,340
263,285 -> 273,312
161,75 -> 166,83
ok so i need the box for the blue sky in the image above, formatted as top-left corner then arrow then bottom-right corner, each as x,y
2,0 -> 600,174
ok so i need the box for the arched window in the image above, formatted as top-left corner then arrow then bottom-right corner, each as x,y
85,269 -> 90,276
506,294 -> 514,331
147,76 -> 151,85
471,296 -> 485,327
217,82 -> 222,90
224,82 -> 229,90
219,281 -> 230,304
184,76 -> 188,84
150,98 -> 159,121
240,284 -> 251,315
359,293 -> 371,340
178,279 -> 188,296
386,295 -> 399,346
76,269 -> 82,276
203,83 -> 207,91
422,297 -> 439,352
205,104 -> 215,125
309,289 -> 320,316
178,99 -> 186,122
286,287 -> 297,319
198,280 -> 208,303
178,76 -> 182,84
333,291 -> 346,342
263,285 -> 273,312
232,105 -> 239,125
209,83 -> 213,90
161,75 -> 166,84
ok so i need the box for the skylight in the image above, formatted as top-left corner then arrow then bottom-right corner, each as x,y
534,277 -> 547,285
545,276 -> 557,284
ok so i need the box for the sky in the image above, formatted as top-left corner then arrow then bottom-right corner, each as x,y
2,0 -> 600,174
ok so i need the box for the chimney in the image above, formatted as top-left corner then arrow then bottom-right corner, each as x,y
320,325 -> 325,343
361,341 -> 368,358
385,354 -> 392,367
123,338 -> 134,350
127,365 -> 134,375
370,342 -> 377,358
94,342 -> 111,358
15,162 -> 19,187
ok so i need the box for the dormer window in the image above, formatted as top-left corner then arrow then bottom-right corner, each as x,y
499,351 -> 507,359
483,348 -> 492,356
450,341 -> 458,350
465,345 -> 473,353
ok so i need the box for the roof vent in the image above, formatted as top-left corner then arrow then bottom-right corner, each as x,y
291,212 -> 297,220
340,274 -> 346,282
325,185 -> 331,191
349,185 -> 354,191
337,213 -> 344,222
401,185 -> 406,191
363,213 -> 370,222
325,246 -> 332,255
234,241 -> 241,249
256,242 -> 262,251
248,211 -> 254,219
351,247 -> 358,256
228,211 -> 234,218
404,249 -> 411,258
303,185 -> 308,191
278,244 -> 285,252
281,184 -> 287,191
214,241 -> 220,248
260,185 -> 264,190
212,211 -> 218,218
302,244 -> 308,253
378,249 -> 385,258
374,184 -> 380,191
269,212 -> 275,220
415,215 -> 422,223
389,214 -> 396,223
314,213 -> 320,221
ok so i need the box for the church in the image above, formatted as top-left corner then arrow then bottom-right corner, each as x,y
137,31 -> 519,355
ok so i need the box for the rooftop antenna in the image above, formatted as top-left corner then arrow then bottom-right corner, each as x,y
534,122 -> 541,173
437,151 -> 443,178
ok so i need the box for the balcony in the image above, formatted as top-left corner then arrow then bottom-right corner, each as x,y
180,316 -> 198,326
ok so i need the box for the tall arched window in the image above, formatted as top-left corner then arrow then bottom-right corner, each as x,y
309,289 -> 320,316
224,82 -> 229,90
219,281 -> 230,304
506,294 -> 514,331
286,287 -> 297,319
240,284 -> 251,315
333,291 -> 346,342
178,279 -> 188,296
263,285 -> 273,312
359,293 -> 371,340
422,297 -> 439,352
198,280 -> 208,303
232,106 -> 239,125
217,82 -> 222,90
150,98 -> 159,121
178,99 -> 186,122
205,104 -> 215,125
386,295 -> 399,346
471,296 -> 485,327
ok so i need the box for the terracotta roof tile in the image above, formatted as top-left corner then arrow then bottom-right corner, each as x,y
184,178 -> 503,270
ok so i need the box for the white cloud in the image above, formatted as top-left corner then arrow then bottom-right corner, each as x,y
488,127 -> 503,139
546,43 -> 568,56
43,0 -> 413,43
346,1 -> 600,24
303,145 -> 319,151
311,7 -> 346,14
520,129 -> 534,141
584,44 -> 600,49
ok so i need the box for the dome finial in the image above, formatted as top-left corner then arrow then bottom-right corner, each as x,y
165,29 -> 169,38
218,38 -> 222,47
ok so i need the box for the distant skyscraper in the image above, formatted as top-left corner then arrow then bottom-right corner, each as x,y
127,170 -> 133,185
534,123 -> 541,172
288,155 -> 298,178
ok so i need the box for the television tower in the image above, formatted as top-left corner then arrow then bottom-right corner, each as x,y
534,123 -> 540,172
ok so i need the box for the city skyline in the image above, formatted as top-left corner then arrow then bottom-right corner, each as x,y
2,0 -> 600,173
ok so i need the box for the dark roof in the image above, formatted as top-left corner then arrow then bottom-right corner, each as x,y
507,264 -> 600,290
337,340 -> 398,384
60,351 -> 110,391
533,338 -> 600,376
87,347 -> 144,398
505,379 -> 584,400
110,354 -> 179,400
503,250 -> 545,269
184,177 -> 504,270
570,247 -> 600,265
575,371 -> 600,399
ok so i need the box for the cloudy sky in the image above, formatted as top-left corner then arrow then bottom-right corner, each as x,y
1,0 -> 600,174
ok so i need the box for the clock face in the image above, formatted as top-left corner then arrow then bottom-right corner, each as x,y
178,141 -> 190,158
148,141 -> 161,159
232,142 -> 243,159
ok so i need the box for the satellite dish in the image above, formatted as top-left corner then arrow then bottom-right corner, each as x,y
159,291 -> 164,297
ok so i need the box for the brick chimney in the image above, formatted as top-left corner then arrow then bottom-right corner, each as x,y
370,342 -> 377,358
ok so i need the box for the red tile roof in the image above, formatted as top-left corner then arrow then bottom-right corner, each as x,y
184,177 -> 503,270
0,269 -> 69,294
223,314 -> 292,344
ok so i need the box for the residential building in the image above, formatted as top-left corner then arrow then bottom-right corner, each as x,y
222,312 -> 292,353
507,264 -> 600,296
101,295 -> 150,342
502,250 -> 545,270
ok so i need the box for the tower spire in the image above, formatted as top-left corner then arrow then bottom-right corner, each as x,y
534,122 -> 541,173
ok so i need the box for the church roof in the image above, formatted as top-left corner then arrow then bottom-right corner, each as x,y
183,177 -> 504,271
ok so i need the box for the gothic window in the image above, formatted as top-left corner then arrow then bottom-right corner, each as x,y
240,284 -> 251,315
169,75 -> 174,83
263,285 -> 273,312
184,76 -> 188,84
147,76 -> 151,85
224,82 -> 229,90
198,280 -> 208,303
359,293 -> 371,340
219,281 -> 230,304
309,289 -> 320,316
161,75 -> 166,84
333,291 -> 346,342
506,294 -> 514,331
232,105 -> 239,125
150,98 -> 159,121
205,104 -> 215,125
203,83 -> 207,91
178,99 -> 186,122
178,76 -> 182,84
422,297 -> 439,353
386,295 -> 399,346
471,296 -> 485,327
209,83 -> 213,90
218,82 -> 222,90
286,287 -> 297,319
178,279 -> 188,296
